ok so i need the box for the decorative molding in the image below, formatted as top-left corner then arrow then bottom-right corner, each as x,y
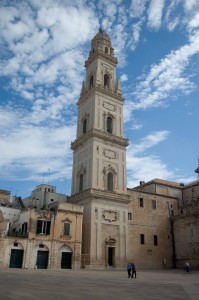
105,236 -> 117,245
103,101 -> 115,112
103,148 -> 116,159
62,218 -> 72,223
103,210 -> 119,222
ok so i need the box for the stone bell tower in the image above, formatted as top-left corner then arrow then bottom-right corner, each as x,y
69,29 -> 130,269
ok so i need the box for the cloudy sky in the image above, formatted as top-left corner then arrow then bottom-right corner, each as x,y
0,0 -> 199,198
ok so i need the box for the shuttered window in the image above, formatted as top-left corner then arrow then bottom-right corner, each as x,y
36,220 -> 51,235
64,223 -> 70,236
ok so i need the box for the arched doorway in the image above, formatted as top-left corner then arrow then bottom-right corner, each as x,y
36,244 -> 49,269
60,245 -> 72,269
9,242 -> 24,268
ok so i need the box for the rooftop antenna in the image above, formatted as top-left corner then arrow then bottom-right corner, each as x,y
194,158 -> 199,179
48,168 -> 51,184
42,172 -> 45,184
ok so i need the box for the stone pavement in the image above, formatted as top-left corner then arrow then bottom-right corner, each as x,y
0,268 -> 198,300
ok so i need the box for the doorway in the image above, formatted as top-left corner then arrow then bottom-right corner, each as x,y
36,250 -> 49,269
9,249 -> 24,268
61,252 -> 72,269
108,247 -> 115,266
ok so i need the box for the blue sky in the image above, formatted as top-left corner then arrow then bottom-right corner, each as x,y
0,0 -> 199,199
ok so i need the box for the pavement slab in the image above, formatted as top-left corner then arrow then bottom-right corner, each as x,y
0,269 -> 198,300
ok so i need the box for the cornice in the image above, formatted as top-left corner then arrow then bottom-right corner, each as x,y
85,50 -> 118,68
71,128 -> 129,150
68,188 -> 130,204
78,84 -> 123,106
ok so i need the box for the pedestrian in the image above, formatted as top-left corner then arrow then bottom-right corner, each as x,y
131,262 -> 136,278
127,262 -> 132,278
185,261 -> 190,273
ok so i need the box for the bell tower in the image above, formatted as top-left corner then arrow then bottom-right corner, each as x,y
69,29 -> 130,269
71,29 -> 128,195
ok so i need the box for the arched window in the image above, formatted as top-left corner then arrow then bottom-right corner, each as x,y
104,74 -> 109,88
107,172 -> 113,191
79,174 -> 83,192
90,75 -> 93,89
105,47 -> 108,54
107,116 -> 113,134
83,119 -> 87,134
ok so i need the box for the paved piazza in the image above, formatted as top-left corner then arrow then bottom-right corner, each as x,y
0,268 -> 198,299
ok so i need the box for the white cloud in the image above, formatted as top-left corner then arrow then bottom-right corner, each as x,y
131,131 -> 169,154
0,1 -> 98,82
164,0 -> 180,31
167,17 -> 179,31
127,29 -> 199,112
127,155 -> 173,188
120,74 -> 128,81
184,0 -> 199,12
0,117 -> 76,181
147,0 -> 165,30
188,12 -> 199,29
126,131 -> 172,188
130,18 -> 144,50
130,0 -> 148,18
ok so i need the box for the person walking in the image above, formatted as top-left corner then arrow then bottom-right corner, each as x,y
185,261 -> 190,273
131,262 -> 136,278
127,263 -> 132,278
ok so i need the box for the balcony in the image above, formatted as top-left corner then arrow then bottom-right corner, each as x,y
7,231 -> 29,238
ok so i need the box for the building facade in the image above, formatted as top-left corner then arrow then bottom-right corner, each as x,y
172,180 -> 199,269
0,202 -> 83,269
68,30 -> 199,270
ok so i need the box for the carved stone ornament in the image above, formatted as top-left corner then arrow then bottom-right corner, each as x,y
105,236 -> 116,245
103,148 -> 116,159
62,218 -> 72,224
103,101 -> 115,112
103,210 -> 118,222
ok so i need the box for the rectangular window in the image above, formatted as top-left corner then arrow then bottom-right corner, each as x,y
36,220 -> 51,235
64,223 -> 70,236
139,198 -> 144,207
21,222 -> 28,235
154,235 -> 158,246
140,234 -> 145,244
152,200 -> 156,209
128,213 -> 132,220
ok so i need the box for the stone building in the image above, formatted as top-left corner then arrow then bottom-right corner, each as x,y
0,200 -> 83,269
68,30 -> 199,270
0,30 -> 198,270
172,180 -> 199,269
23,184 -> 67,209
0,189 -> 11,205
